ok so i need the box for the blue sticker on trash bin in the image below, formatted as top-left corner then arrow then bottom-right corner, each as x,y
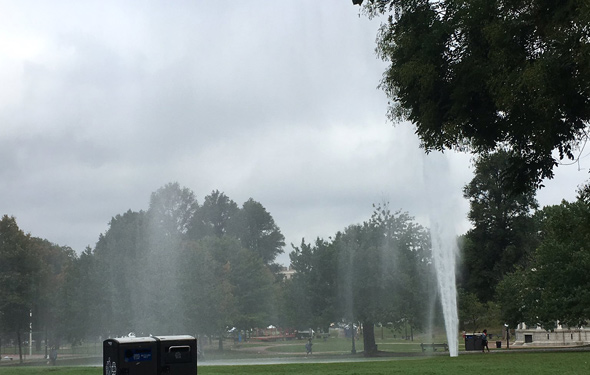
124,348 -> 152,362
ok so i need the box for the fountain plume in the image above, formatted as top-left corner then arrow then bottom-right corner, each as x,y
424,153 -> 460,357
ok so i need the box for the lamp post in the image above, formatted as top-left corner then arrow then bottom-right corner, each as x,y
504,324 -> 510,349
351,323 -> 356,354
29,310 -> 32,357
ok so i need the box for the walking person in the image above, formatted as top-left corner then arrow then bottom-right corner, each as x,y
481,329 -> 490,353
305,338 -> 313,356
49,347 -> 58,365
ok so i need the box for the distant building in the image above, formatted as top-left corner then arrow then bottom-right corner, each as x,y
514,323 -> 590,347
279,265 -> 296,280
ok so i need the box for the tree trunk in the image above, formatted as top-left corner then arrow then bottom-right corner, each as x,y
44,328 -> 48,359
17,329 -> 23,364
362,320 -> 378,356
36,327 -> 42,352
218,336 -> 223,351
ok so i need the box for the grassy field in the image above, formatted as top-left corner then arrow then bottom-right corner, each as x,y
0,326 -> 469,360
0,352 -> 589,375
262,339 -> 428,354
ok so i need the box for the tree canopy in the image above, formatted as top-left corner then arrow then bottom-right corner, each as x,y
363,0 -> 590,189
460,151 -> 539,301
0,183 -> 286,344
497,194 -> 590,329
0,216 -> 74,361
287,204 -> 434,356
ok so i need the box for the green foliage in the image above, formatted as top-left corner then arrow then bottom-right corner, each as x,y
457,289 -> 485,332
460,151 -> 538,301
189,192 -> 285,270
59,247 -> 100,343
336,206 -> 433,331
148,182 -> 198,236
496,267 -> 531,328
288,204 -> 434,355
91,210 -> 147,335
497,196 -> 590,329
576,182 -> 590,205
0,216 -> 39,361
229,247 -> 277,330
458,287 -> 502,333
233,198 -> 285,266
189,190 -> 239,240
29,238 -> 76,348
0,217 -> 75,358
180,238 -> 236,336
366,0 -> 590,189
1,183 -> 285,347
0,216 -> 34,321
286,238 -> 338,331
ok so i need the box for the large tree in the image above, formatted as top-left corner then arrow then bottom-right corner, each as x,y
143,183 -> 199,334
92,210 -> 148,336
59,247 -> 101,344
286,238 -> 338,333
460,151 -> 539,301
180,238 -> 235,350
498,194 -> 590,329
233,198 -> 285,268
334,205 -> 433,356
181,235 -> 276,350
148,182 -> 198,236
0,216 -> 39,363
188,190 -> 239,240
29,238 -> 75,351
362,0 -> 590,189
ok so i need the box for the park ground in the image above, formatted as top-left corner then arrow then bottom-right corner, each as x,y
0,351 -> 589,375
0,327 -> 492,364
1,330 -> 589,374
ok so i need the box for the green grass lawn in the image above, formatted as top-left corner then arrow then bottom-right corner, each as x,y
198,352 -> 590,375
264,339 -> 364,354
259,336 -> 459,354
0,352 -> 588,375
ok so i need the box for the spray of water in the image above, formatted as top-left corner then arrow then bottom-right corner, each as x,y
423,153 -> 459,357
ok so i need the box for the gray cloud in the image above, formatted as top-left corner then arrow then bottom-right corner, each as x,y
1,0 -> 587,263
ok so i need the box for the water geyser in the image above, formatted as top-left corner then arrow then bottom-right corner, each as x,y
424,153 -> 460,357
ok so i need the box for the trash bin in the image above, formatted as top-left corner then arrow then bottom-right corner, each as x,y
154,335 -> 198,374
496,341 -> 502,348
104,335 -> 197,375
464,335 -> 484,351
103,336 -> 158,375
465,335 -> 475,351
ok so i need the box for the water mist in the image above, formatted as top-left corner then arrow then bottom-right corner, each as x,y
423,153 -> 460,357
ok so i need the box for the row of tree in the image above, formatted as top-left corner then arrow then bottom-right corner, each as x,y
2,164 -> 589,359
285,206 -> 438,355
0,218 -> 75,362
357,0 -> 590,338
0,183 -> 286,360
0,180 -> 445,359
458,151 -> 590,333
497,191 -> 590,330
4,0 -> 589,360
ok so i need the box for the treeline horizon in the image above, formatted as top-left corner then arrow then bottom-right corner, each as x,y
0,181 -> 445,359
2,156 -> 590,361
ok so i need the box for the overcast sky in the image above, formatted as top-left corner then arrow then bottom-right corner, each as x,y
1,0 -> 588,265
